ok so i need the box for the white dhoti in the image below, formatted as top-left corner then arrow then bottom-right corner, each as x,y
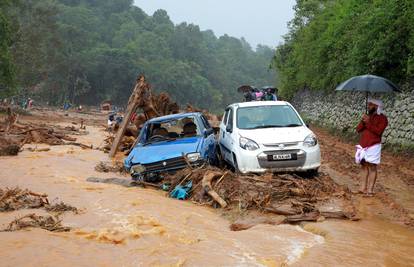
355,144 -> 381,165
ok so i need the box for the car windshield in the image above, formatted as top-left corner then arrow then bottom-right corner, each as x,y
236,105 -> 303,130
144,116 -> 200,144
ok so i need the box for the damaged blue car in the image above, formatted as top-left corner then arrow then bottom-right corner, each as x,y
124,112 -> 217,181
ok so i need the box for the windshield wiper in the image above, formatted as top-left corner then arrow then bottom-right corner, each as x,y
252,125 -> 284,129
284,124 -> 302,127
143,137 -> 177,146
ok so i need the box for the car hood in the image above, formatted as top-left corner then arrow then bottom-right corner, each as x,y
238,126 -> 311,144
125,137 -> 202,168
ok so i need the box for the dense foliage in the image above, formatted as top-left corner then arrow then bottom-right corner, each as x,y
0,0 -> 15,96
1,0 -> 275,111
273,0 -> 414,98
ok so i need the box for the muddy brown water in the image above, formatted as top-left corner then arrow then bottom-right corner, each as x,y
1,117 -> 414,266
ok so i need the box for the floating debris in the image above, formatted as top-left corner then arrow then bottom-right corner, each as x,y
0,213 -> 70,232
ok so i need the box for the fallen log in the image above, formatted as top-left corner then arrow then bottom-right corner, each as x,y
109,75 -> 148,157
15,128 -> 50,135
65,142 -> 93,149
282,211 -> 320,223
26,147 -> 51,152
321,211 -> 360,221
263,205 -> 298,216
202,171 -> 228,208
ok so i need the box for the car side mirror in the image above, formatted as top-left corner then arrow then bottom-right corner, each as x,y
203,128 -> 213,137
306,123 -> 310,128
226,124 -> 233,133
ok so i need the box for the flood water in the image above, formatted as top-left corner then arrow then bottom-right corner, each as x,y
1,123 -> 413,266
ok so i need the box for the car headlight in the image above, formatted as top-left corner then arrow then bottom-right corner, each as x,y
186,152 -> 201,162
239,137 -> 259,151
304,134 -> 318,147
131,164 -> 146,174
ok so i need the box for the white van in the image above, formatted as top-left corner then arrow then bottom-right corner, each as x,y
219,101 -> 321,174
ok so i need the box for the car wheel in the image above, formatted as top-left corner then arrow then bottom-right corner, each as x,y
232,153 -> 241,174
214,146 -> 225,168
306,168 -> 319,178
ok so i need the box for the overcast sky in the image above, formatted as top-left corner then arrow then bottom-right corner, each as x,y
133,0 -> 296,48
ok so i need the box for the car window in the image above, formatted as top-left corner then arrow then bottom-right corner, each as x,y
146,116 -> 200,142
227,108 -> 234,129
200,115 -> 211,129
236,105 -> 303,129
222,109 -> 230,126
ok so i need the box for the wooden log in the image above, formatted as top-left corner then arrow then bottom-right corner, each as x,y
109,75 -> 146,157
202,171 -> 228,208
264,205 -> 298,216
282,211 -> 320,223
65,142 -> 93,149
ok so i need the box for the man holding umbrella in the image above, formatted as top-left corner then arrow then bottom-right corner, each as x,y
355,99 -> 388,196
336,74 -> 399,196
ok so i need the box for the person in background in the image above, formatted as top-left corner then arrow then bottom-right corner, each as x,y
63,101 -> 71,111
355,99 -> 388,196
255,89 -> 263,101
107,113 -> 116,130
263,88 -> 277,101
243,88 -> 255,102
28,98 -> 33,109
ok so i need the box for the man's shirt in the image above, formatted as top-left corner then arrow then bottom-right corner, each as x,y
356,113 -> 388,148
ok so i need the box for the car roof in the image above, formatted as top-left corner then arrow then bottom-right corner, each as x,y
147,112 -> 201,123
226,101 -> 291,109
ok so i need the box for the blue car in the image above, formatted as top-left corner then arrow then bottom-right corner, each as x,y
124,112 -> 217,180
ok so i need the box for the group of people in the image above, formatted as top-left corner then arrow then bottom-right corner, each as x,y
243,88 -> 278,102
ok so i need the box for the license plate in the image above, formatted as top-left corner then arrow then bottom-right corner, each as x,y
272,154 -> 292,160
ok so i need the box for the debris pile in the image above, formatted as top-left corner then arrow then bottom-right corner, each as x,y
0,187 -> 78,232
1,213 -> 70,232
0,112 -> 90,156
108,75 -> 220,157
45,202 -> 79,213
0,187 -> 78,213
162,167 -> 358,226
95,161 -> 126,173
0,188 -> 49,211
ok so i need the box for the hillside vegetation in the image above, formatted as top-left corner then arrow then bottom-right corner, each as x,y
1,0 -> 275,111
273,0 -> 414,98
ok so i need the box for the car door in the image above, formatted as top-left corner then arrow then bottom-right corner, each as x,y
219,108 -> 235,164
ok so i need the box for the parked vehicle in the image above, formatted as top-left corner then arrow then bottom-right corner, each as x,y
124,112 -> 217,181
218,101 -> 320,174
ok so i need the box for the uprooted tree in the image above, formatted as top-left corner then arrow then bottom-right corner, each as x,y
108,74 -> 219,157
109,75 -> 180,157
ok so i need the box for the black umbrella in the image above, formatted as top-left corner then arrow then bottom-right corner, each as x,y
335,74 -> 401,112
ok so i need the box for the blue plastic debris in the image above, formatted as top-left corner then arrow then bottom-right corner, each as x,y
169,181 -> 193,200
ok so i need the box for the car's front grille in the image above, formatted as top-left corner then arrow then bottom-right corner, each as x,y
263,142 -> 299,148
142,156 -> 187,173
257,149 -> 306,169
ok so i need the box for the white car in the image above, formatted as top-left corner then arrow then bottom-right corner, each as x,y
218,101 -> 321,174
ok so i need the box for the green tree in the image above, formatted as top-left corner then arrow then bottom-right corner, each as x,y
0,0 -> 16,97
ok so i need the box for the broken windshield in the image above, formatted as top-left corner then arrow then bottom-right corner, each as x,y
144,116 -> 200,144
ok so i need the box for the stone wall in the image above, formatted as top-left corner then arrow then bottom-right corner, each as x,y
291,90 -> 414,146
